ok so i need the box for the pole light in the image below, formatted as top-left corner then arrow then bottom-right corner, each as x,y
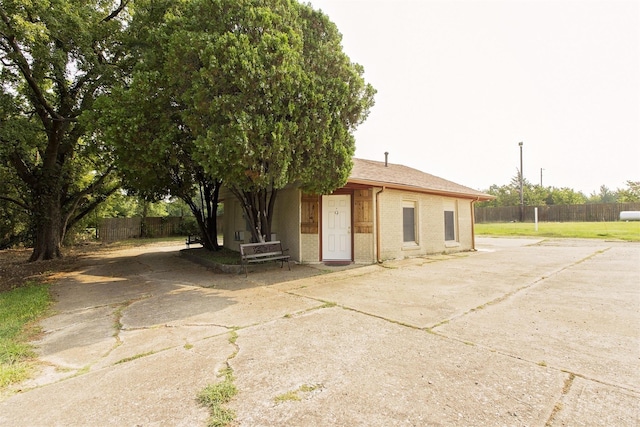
519,142 -> 524,221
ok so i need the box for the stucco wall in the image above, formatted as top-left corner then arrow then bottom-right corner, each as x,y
221,189 -> 244,253
271,187 -> 301,261
221,187 -> 301,262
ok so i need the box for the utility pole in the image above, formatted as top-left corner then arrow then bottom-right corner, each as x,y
540,168 -> 544,187
519,142 -> 524,222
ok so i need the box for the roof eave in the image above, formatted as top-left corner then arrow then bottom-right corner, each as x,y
347,178 -> 495,201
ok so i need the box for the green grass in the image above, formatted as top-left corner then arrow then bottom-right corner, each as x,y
274,384 -> 322,404
198,380 -> 237,427
0,282 -> 51,389
274,390 -> 301,403
114,351 -> 156,365
475,221 -> 640,241
198,367 -> 238,427
319,301 -> 337,309
198,331 -> 240,427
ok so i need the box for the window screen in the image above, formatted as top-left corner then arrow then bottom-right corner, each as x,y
444,210 -> 455,241
403,206 -> 416,242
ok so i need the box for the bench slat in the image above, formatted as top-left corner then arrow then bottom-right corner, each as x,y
244,251 -> 283,258
245,254 -> 290,260
240,241 -> 290,276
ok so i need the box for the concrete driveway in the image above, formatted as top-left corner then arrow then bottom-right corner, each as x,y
0,237 -> 638,426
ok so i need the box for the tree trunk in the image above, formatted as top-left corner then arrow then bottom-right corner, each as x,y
202,184 -> 221,250
140,199 -> 149,237
265,187 -> 277,241
183,179 -> 221,251
232,186 -> 278,243
29,184 -> 64,261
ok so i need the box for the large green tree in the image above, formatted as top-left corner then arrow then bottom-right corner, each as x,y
97,0 -> 375,244
177,0 -> 375,242
0,0 -> 130,260
90,0 -> 223,250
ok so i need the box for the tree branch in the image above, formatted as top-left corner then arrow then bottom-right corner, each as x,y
65,185 -> 119,231
0,7 -> 64,122
102,0 -> 130,22
61,165 -> 118,232
0,194 -> 30,211
62,164 -> 117,208
7,151 -> 37,187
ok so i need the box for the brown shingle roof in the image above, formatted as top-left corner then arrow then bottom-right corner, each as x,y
349,158 -> 493,200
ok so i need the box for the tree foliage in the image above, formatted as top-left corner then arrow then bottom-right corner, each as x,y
479,173 -> 587,207
95,0 -> 375,244
180,0 -> 375,242
479,174 -> 639,207
614,181 -> 640,203
0,0 -> 130,260
89,0 -> 223,250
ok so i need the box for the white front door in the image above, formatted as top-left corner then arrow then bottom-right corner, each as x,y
322,195 -> 351,261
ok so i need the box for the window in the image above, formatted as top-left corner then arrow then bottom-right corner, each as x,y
403,201 -> 416,243
444,210 -> 455,241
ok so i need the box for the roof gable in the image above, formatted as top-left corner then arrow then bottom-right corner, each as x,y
349,158 -> 493,200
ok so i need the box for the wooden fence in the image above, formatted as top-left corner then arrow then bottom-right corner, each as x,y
98,217 -> 184,242
475,202 -> 640,223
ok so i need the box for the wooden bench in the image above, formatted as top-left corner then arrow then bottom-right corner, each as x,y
185,235 -> 202,248
240,241 -> 290,276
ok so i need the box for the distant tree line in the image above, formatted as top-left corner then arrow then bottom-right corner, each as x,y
477,175 -> 639,208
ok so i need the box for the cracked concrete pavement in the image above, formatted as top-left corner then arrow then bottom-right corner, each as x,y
0,237 -> 638,426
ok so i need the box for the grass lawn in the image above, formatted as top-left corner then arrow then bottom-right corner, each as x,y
0,282 -> 51,391
475,221 -> 640,242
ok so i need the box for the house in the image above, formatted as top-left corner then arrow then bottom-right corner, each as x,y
222,157 -> 494,264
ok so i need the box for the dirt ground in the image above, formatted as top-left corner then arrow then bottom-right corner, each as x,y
0,237 -> 638,426
0,242 -> 138,293
0,248 -> 78,293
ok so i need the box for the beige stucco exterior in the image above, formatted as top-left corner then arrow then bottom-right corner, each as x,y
221,186 -> 301,261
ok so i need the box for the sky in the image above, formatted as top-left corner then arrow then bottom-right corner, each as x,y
307,0 -> 639,195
